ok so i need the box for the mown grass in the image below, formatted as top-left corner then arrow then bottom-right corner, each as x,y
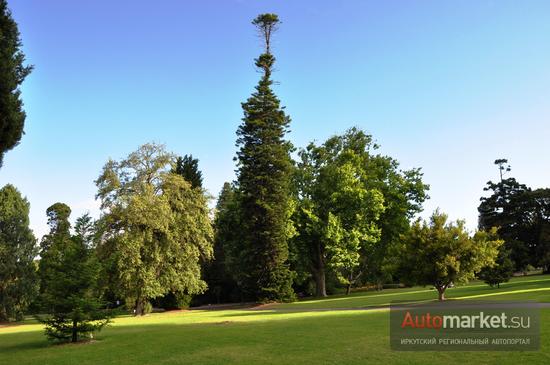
275,275 -> 550,310
1,275 -> 550,365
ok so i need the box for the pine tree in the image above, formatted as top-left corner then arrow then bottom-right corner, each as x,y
0,0 -> 33,167
173,154 -> 203,189
37,203 -> 110,342
0,184 -> 38,321
234,14 -> 295,302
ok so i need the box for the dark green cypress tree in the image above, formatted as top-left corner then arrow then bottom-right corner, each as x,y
0,0 -> 33,167
234,14 -> 295,302
172,155 -> 203,189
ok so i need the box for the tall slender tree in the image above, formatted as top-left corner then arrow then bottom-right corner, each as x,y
234,14 -> 295,301
0,184 -> 37,321
0,0 -> 33,167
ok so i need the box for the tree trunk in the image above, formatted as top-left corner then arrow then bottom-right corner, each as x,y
437,286 -> 446,301
315,268 -> 327,297
71,319 -> 78,343
346,283 -> 351,295
314,243 -> 327,297
135,295 -> 145,316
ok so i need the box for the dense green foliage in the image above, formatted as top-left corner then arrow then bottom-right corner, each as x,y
478,246 -> 514,288
173,154 -> 203,189
396,210 -> 502,300
0,184 -> 37,321
202,182 -> 240,303
478,161 -> 550,272
291,128 -> 428,296
37,203 -> 110,342
292,130 -> 384,296
0,0 -> 33,167
233,14 -> 295,302
95,143 -> 213,315
152,154 -> 206,309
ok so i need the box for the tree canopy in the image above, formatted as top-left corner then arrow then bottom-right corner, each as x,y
95,143 -> 213,315
291,128 -> 428,296
396,210 -> 502,300
37,204 -> 110,342
0,184 -> 37,321
173,154 -> 203,189
479,160 -> 550,272
0,0 -> 33,167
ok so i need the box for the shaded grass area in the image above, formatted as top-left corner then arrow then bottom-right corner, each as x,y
1,275 -> 549,365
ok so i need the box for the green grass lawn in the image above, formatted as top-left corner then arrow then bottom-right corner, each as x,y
274,275 -> 550,310
2,275 -> 550,365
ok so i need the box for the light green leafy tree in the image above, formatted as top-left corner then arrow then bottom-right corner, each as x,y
95,143 -> 213,315
293,130 -> 386,297
395,210 -> 502,301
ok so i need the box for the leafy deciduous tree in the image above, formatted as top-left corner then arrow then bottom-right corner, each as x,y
95,143 -> 213,315
396,210 -> 502,301
292,128 -> 428,296
293,129 -> 385,297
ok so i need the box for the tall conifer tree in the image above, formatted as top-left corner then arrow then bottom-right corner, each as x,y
234,14 -> 295,301
0,0 -> 33,167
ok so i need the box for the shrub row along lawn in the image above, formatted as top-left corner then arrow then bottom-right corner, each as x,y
2,275 -> 550,365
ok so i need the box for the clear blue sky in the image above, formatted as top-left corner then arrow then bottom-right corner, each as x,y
1,0 -> 549,238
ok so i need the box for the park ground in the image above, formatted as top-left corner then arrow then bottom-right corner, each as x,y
2,275 -> 550,365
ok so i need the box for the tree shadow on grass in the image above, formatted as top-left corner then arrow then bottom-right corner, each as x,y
2,311 -> 548,365
0,336 -> 50,352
